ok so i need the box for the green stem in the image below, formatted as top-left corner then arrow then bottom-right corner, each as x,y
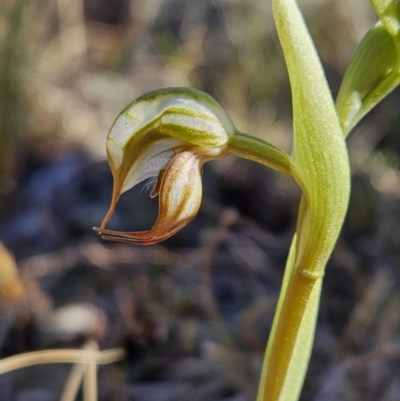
229,132 -> 292,175
257,198 -> 322,401
256,234 -> 298,401
260,269 -> 319,401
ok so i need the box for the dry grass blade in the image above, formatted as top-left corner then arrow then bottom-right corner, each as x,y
60,361 -> 86,401
0,347 -> 125,374
83,341 -> 98,401
60,341 -> 100,401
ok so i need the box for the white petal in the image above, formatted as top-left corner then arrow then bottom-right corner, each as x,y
121,138 -> 186,193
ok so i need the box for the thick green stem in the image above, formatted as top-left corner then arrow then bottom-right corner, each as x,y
260,269 -> 320,400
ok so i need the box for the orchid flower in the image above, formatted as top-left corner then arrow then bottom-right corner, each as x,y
94,87 -> 291,245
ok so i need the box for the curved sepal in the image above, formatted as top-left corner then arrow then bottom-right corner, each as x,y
96,151 -> 203,245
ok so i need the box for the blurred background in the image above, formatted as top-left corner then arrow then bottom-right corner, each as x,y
1,0 -> 400,400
